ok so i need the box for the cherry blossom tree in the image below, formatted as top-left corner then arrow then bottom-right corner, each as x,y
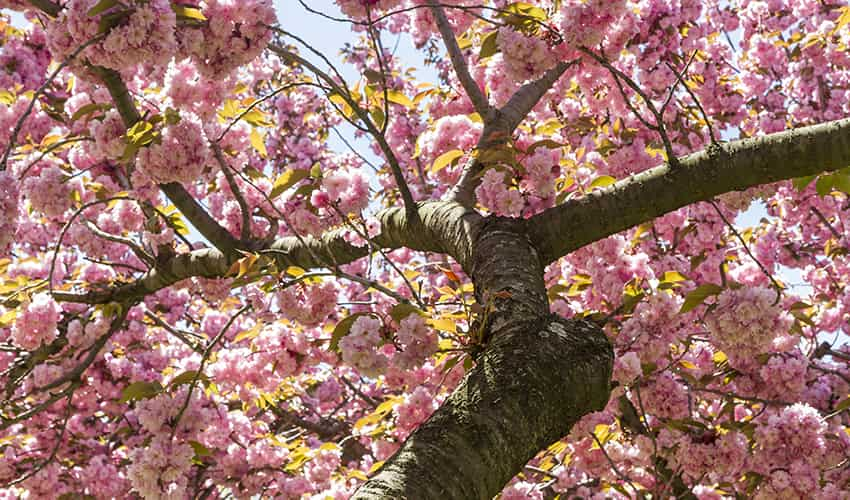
0,0 -> 849,498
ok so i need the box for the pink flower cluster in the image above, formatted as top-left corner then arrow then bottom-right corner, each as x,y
311,168 -> 371,215
704,286 -> 793,369
275,281 -> 337,327
10,293 -> 61,351
557,0 -> 627,47
46,0 -> 177,76
178,0 -> 276,78
338,315 -> 388,377
497,27 -> 556,82
476,169 -> 523,216
127,436 -> 194,499
89,110 -> 127,161
21,162 -> 75,218
394,313 -> 438,369
335,0 -> 402,20
136,112 -> 210,185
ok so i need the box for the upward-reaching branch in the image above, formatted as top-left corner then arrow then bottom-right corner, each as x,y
426,0 -> 491,117
527,117 -> 850,264
268,42 -> 419,221
499,61 -> 573,133
95,68 -> 243,257
450,61 -> 573,206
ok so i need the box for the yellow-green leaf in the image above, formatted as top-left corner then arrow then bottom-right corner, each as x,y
385,90 -> 415,109
172,4 -> 208,21
270,169 -> 310,199
250,128 -> 267,158
479,30 -> 500,59
680,283 -> 724,313
589,175 -> 617,189
661,271 -> 688,283
431,149 -> 464,173
119,381 -> 162,403
233,322 -> 264,344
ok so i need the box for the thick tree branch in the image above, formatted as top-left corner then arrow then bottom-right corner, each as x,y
356,218 -> 613,499
426,0 -> 490,117
500,61 -> 572,133
95,67 -> 243,257
528,117 -> 850,264
355,317 -> 612,500
54,201 -> 480,305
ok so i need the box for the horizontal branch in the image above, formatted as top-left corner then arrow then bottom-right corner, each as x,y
528,117 -> 850,264
54,202 -> 480,304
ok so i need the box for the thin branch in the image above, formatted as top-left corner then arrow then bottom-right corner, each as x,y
95,67 -> 243,257
144,310 -> 204,354
267,43 -> 419,221
450,61 -> 574,206
426,0 -> 490,116
211,143 -> 252,242
171,305 -> 250,435
581,47 -> 678,165
1,35 -> 104,171
709,200 -> 783,304
84,220 -> 155,268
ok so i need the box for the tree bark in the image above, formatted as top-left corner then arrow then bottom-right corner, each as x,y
354,219 -> 613,499
529,117 -> 850,264
352,316 -> 612,500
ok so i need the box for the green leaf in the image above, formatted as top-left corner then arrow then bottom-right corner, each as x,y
170,370 -> 206,388
71,103 -> 109,122
389,303 -> 422,322
329,313 -> 372,352
270,169 -> 310,199
363,69 -> 384,84
833,396 -> 850,414
792,174 -> 817,191
479,31 -> 500,59
98,9 -> 133,34
589,175 -> 617,189
119,381 -> 162,403
189,440 -> 212,458
526,139 -> 564,154
833,173 -> 850,195
816,174 -> 835,197
680,283 -> 724,313
87,0 -> 118,17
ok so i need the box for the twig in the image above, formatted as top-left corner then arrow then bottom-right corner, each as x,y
170,305 -> 251,436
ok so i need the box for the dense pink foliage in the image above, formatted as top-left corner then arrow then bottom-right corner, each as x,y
0,0 -> 847,498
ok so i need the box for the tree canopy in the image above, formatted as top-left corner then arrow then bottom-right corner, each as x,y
0,0 -> 849,498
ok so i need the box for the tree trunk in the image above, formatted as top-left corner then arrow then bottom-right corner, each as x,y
354,219 -> 614,499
